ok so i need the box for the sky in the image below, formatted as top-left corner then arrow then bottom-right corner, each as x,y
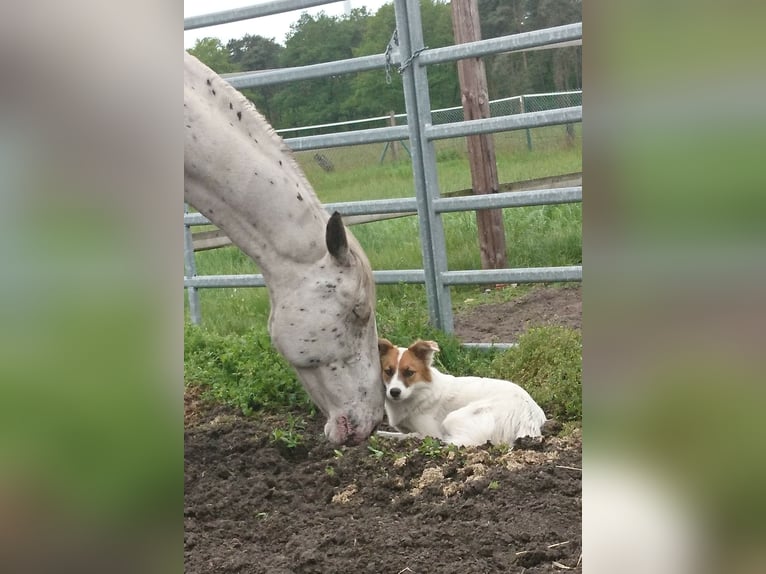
184,0 -> 392,49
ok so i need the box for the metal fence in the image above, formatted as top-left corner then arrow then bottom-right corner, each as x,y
272,90 -> 582,167
184,0 -> 582,333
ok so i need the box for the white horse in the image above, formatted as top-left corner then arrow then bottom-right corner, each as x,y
184,52 -> 384,445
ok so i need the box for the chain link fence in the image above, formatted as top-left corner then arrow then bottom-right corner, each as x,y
279,90 -> 582,177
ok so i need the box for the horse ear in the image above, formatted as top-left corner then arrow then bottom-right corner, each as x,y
326,211 -> 350,265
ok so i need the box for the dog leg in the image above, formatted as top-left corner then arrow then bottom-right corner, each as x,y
442,405 -> 497,447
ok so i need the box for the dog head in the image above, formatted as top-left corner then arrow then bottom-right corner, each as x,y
378,338 -> 440,401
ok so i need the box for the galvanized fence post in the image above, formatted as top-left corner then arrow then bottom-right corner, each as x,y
393,0 -> 454,332
183,203 -> 202,325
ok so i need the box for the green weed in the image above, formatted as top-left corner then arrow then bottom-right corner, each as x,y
487,326 -> 582,421
270,414 -> 306,449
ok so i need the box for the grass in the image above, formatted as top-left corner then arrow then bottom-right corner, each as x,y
184,128 -> 582,425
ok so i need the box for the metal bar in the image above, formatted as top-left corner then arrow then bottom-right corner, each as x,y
442,266 -> 582,285
184,0 -> 339,30
426,107 -> 582,141
393,0 -> 454,332
185,269 -> 427,289
284,124 -> 410,151
462,342 -> 517,350
226,54 -> 391,89
434,187 -> 582,212
324,197 -> 418,216
183,266 -> 582,289
185,186 -> 582,226
183,204 -> 202,324
420,23 -> 582,65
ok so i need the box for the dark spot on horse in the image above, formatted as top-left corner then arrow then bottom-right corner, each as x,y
237,111 -> 242,121
299,308 -> 305,312
212,89 -> 216,95
297,193 -> 303,201
185,124 -> 191,128
229,102 -> 233,109
309,358 -> 320,365
253,170 -> 258,176
331,327 -> 338,333
269,179 -> 274,185
229,122 -> 234,127
331,366 -> 337,371
279,160 -> 283,166
192,134 -> 198,141
254,138 -> 258,143
206,79 -> 211,86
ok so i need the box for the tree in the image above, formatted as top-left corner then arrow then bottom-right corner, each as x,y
478,0 -> 581,97
276,10 -> 371,128
187,38 -> 239,74
226,34 -> 284,124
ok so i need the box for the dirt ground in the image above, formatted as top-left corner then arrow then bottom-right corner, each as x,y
185,286 -> 582,573
454,284 -> 581,344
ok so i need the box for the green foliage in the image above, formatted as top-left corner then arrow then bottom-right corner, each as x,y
487,325 -> 582,421
270,414 -> 306,449
417,436 -> 460,458
184,323 -> 312,415
480,0 -> 582,96
187,37 -> 240,74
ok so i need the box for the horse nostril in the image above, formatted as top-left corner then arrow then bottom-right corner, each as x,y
389,387 -> 401,399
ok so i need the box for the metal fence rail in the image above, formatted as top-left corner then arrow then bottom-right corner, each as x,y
184,0 -> 582,334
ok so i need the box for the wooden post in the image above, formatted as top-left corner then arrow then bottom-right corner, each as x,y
451,0 -> 507,270
387,110 -> 398,161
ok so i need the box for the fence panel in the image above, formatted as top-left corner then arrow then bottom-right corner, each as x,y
184,1 -> 582,336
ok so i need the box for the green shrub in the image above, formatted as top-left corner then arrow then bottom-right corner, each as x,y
489,326 -> 582,421
184,323 -> 313,415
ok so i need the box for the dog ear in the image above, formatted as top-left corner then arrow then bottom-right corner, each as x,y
378,338 -> 394,357
408,340 -> 440,364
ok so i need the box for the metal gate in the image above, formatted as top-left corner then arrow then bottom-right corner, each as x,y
184,0 -> 582,333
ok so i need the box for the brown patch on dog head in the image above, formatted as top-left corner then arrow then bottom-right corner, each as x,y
378,338 -> 399,384
398,340 -> 439,386
408,340 -> 440,365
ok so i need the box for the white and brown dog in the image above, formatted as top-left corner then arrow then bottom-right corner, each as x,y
377,338 -> 547,446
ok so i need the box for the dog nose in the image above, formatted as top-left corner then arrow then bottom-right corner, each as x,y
389,387 -> 401,399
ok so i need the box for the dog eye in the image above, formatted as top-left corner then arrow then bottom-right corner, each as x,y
384,367 -> 395,377
403,369 -> 414,378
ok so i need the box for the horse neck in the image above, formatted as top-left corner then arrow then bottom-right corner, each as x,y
184,53 -> 328,281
